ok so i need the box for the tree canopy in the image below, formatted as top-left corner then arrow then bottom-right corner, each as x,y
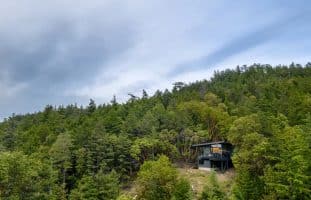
0,63 -> 310,199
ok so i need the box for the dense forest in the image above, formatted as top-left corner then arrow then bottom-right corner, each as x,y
0,63 -> 310,199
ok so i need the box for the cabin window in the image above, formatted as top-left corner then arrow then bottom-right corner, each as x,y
211,144 -> 221,153
203,147 -> 210,155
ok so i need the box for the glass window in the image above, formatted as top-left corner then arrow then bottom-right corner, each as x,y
211,144 -> 222,153
203,147 -> 210,155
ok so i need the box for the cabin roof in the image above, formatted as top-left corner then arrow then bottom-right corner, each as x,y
191,141 -> 231,148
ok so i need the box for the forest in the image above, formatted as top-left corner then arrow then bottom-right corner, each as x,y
0,63 -> 310,199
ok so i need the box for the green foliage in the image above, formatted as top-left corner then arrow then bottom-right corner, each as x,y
69,170 -> 119,200
228,115 -> 268,199
263,126 -> 311,199
117,194 -> 133,200
49,132 -> 73,186
200,171 -> 226,200
0,151 -> 58,199
87,99 -> 96,114
130,136 -> 177,164
136,155 -> 178,200
173,178 -> 193,200
231,170 -> 264,200
0,64 -> 310,198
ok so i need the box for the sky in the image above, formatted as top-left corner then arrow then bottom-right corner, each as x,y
0,0 -> 311,119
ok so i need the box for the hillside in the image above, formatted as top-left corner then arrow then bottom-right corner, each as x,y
0,63 -> 310,199
122,167 -> 235,199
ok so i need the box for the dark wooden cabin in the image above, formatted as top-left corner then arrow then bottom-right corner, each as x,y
191,141 -> 233,171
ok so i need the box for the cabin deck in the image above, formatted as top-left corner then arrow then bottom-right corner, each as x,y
192,141 -> 233,171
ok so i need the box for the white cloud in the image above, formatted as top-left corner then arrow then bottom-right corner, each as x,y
0,0 -> 310,118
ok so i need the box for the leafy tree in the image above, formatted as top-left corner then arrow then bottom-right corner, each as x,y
0,151 -> 58,199
204,92 -> 221,107
136,155 -> 178,200
199,171 -> 226,200
228,115 -> 269,199
0,64 -> 310,198
130,136 -> 177,164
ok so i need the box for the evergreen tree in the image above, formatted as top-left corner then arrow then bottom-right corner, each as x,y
69,170 -> 119,200
173,178 -> 193,200
0,64 -> 310,198
87,99 -> 96,114
263,126 -> 311,199
49,132 -> 73,186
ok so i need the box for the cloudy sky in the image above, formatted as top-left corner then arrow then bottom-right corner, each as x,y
0,0 -> 310,119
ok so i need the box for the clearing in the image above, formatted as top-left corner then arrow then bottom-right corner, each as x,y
178,167 -> 235,198
122,166 -> 235,199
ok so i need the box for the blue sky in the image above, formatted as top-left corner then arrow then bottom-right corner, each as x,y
0,0 -> 310,119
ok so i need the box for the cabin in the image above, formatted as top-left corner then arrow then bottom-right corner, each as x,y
191,141 -> 233,171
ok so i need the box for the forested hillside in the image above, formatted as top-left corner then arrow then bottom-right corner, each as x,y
0,63 -> 310,199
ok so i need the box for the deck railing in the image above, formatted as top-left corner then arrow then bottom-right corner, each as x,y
198,151 -> 231,161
